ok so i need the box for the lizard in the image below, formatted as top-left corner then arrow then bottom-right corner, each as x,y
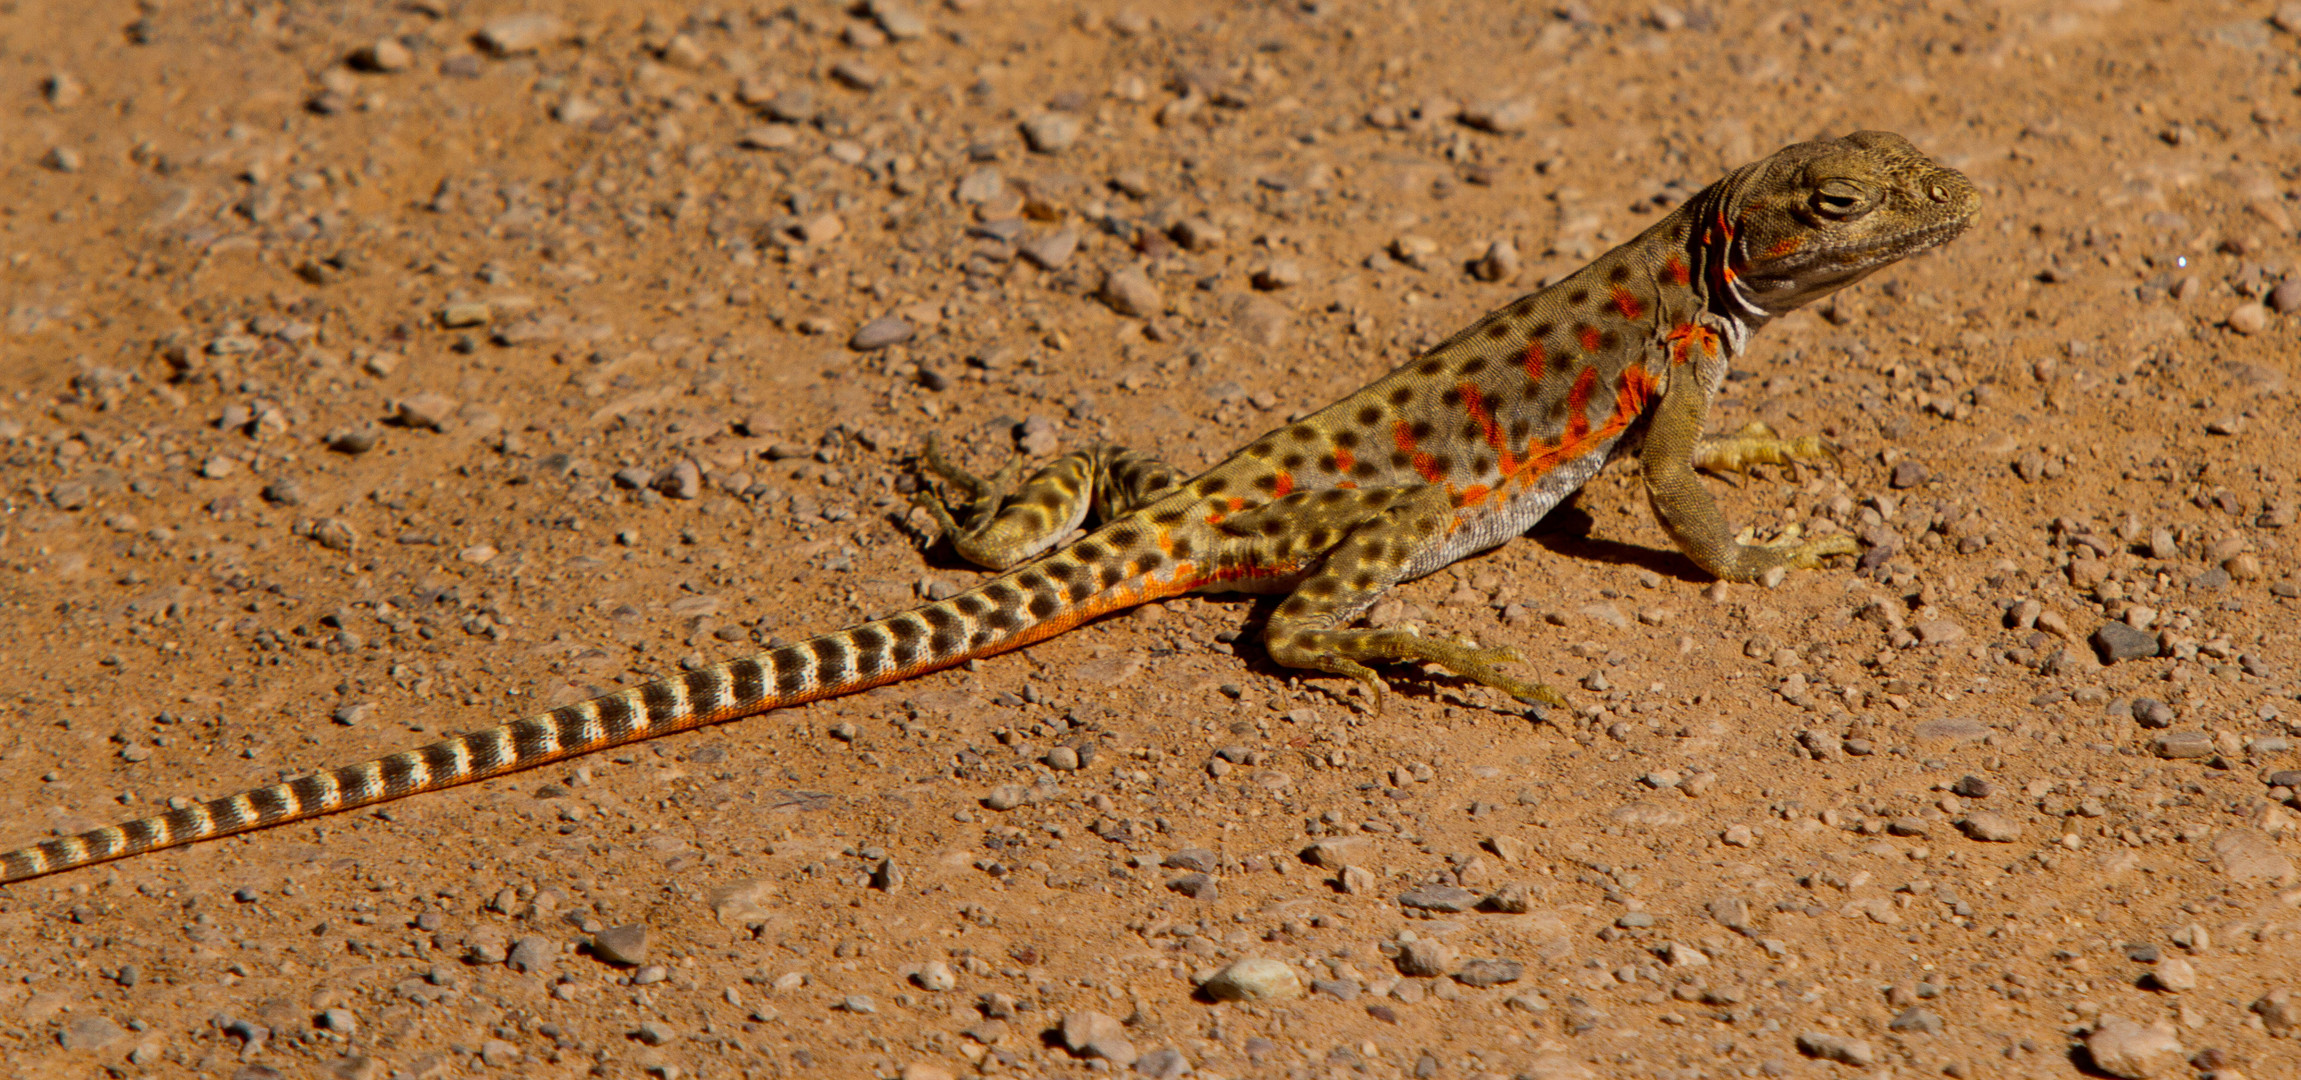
0,130 -> 1977,884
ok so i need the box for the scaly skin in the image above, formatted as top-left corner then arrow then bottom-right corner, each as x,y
0,131 -> 1978,884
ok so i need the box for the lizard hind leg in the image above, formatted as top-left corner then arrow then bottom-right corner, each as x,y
1248,486 -> 1564,712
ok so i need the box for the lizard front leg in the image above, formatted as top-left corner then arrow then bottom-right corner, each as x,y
916,438 -> 1186,570
1641,363 -> 1855,581
1234,486 -> 1562,710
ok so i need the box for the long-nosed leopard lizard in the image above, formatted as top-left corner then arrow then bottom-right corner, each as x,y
1,131 -> 1977,883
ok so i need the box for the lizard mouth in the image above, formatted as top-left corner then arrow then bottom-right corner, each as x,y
1819,214 -> 1976,265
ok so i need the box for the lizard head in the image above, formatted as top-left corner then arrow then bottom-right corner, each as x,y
1708,130 -> 1979,317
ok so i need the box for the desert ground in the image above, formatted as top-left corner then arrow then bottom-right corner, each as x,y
1,1 -> 2298,1078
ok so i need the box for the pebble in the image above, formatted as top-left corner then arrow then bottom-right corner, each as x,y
1201,957 -> 1302,1002
350,38 -> 411,72
1018,227 -> 1079,270
654,460 -> 702,500
1481,883 -> 1531,913
395,394 -> 458,431
1134,1048 -> 1190,1079
1043,746 -> 1080,770
1888,1007 -> 1943,1034
1163,848 -> 1219,873
477,13 -> 566,54
506,936 -> 554,973
1910,717 -> 1987,747
1453,958 -> 1522,987
831,60 -> 885,90
58,1015 -> 125,1051
1166,872 -> 1218,899
2083,1017 -> 2184,1079
2253,988 -> 2299,1035
2271,276 -> 2301,314
913,961 -> 956,991
851,316 -> 915,350
43,146 -> 82,172
592,924 -> 648,966
1958,812 -> 2023,842
2131,697 -> 2175,728
2147,956 -> 2197,992
2092,621 -> 2158,663
1398,885 -> 1479,913
2151,731 -> 2214,759
899,1066 -> 953,1080
983,784 -> 1030,810
1458,98 -> 1536,133
1251,259 -> 1304,290
43,72 -> 85,109
1912,618 -> 1965,645
1021,112 -> 1084,153
1471,239 -> 1521,282
1302,837 -> 1366,869
839,994 -> 878,1014
2227,302 -> 2270,335
1395,938 -> 1457,977
1795,1032 -> 1876,1067
1100,266 -> 1163,317
1952,774 -> 1994,798
1889,459 -> 1929,488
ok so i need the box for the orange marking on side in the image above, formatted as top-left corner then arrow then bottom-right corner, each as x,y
1563,366 -> 1598,444
1156,527 -> 1174,554
1337,481 -> 1358,490
1608,286 -> 1646,320
1762,235 -> 1803,258
1228,496 -> 1248,512
1332,445 -> 1355,474
1663,256 -> 1690,286
1393,420 -> 1418,452
1521,338 -> 1547,377
1720,263 -> 1741,284
1413,453 -> 1443,483
1270,472 -> 1294,498
1459,382 -> 1517,475
1455,484 -> 1492,508
1576,326 -> 1602,352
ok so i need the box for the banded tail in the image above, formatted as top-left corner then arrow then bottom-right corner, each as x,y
1,540 -> 1164,884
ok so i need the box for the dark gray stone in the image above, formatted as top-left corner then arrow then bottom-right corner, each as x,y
1397,885 -> 1478,913
2092,621 -> 2159,663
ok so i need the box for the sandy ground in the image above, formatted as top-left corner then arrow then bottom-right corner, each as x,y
2,1 -> 2300,1077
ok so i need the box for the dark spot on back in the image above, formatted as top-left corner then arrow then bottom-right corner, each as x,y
1440,387 -> 1462,407
1287,425 -> 1316,442
1418,358 -> 1444,376
1388,387 -> 1414,407
1568,288 -> 1588,306
1410,420 -> 1434,441
1280,453 -> 1305,470
1606,263 -> 1629,283
1483,322 -> 1509,340
1334,430 -> 1359,449
1195,476 -> 1228,496
1459,357 -> 1487,377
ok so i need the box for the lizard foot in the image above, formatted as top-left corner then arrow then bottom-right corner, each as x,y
1694,421 -> 1841,482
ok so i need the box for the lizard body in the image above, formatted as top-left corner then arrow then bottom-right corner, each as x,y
1,131 -> 1976,884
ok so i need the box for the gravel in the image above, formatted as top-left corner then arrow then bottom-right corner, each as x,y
1394,938 -> 1457,977
592,923 -> 648,966
1100,266 -> 1162,318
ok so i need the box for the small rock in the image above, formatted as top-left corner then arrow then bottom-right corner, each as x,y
1201,957 -> 1302,1001
1043,746 -> 1080,770
395,394 -> 459,431
2093,621 -> 2158,663
592,924 -> 648,966
1470,239 -> 1521,281
913,961 -> 956,992
1100,266 -> 1162,318
1019,227 -> 1080,270
2252,988 -> 2299,1035
1395,938 -> 1457,977
1453,958 -> 1522,987
2083,1017 -> 2184,1079
309,518 -> 359,552
1302,837 -> 1366,869
737,126 -> 797,150
1910,717 -> 1988,747
2131,697 -> 2175,729
2147,956 -> 2197,992
794,212 -> 845,244
1796,1032 -> 1876,1067
1889,459 -> 1929,488
1480,883 -> 1532,914
1888,1007 -> 1943,1034
1952,774 -> 1994,798
983,785 -> 1030,810
838,994 -> 877,1014
476,13 -> 568,54
506,936 -> 554,973
1458,98 -> 1536,133
58,1016 -> 125,1051
2270,276 -> 2301,314
633,1021 -> 674,1046
851,317 -> 915,351
1398,885 -> 1479,913
1021,112 -> 1083,153
900,1067 -> 952,1080
2228,302 -> 2270,335
349,38 -> 412,72
1061,1011 -> 1125,1053
654,460 -> 702,500
1166,872 -> 1218,900
1958,812 -> 2023,842
1912,618 -> 1965,645
1252,259 -> 1304,290
2151,731 -> 2214,760
1163,848 -> 1219,873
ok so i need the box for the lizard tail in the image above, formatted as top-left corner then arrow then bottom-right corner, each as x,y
1,542 -> 1165,884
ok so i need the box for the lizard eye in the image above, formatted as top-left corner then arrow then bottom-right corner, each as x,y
1809,179 -> 1870,220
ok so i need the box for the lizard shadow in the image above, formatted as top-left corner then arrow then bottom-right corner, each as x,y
1517,505 -> 1709,583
